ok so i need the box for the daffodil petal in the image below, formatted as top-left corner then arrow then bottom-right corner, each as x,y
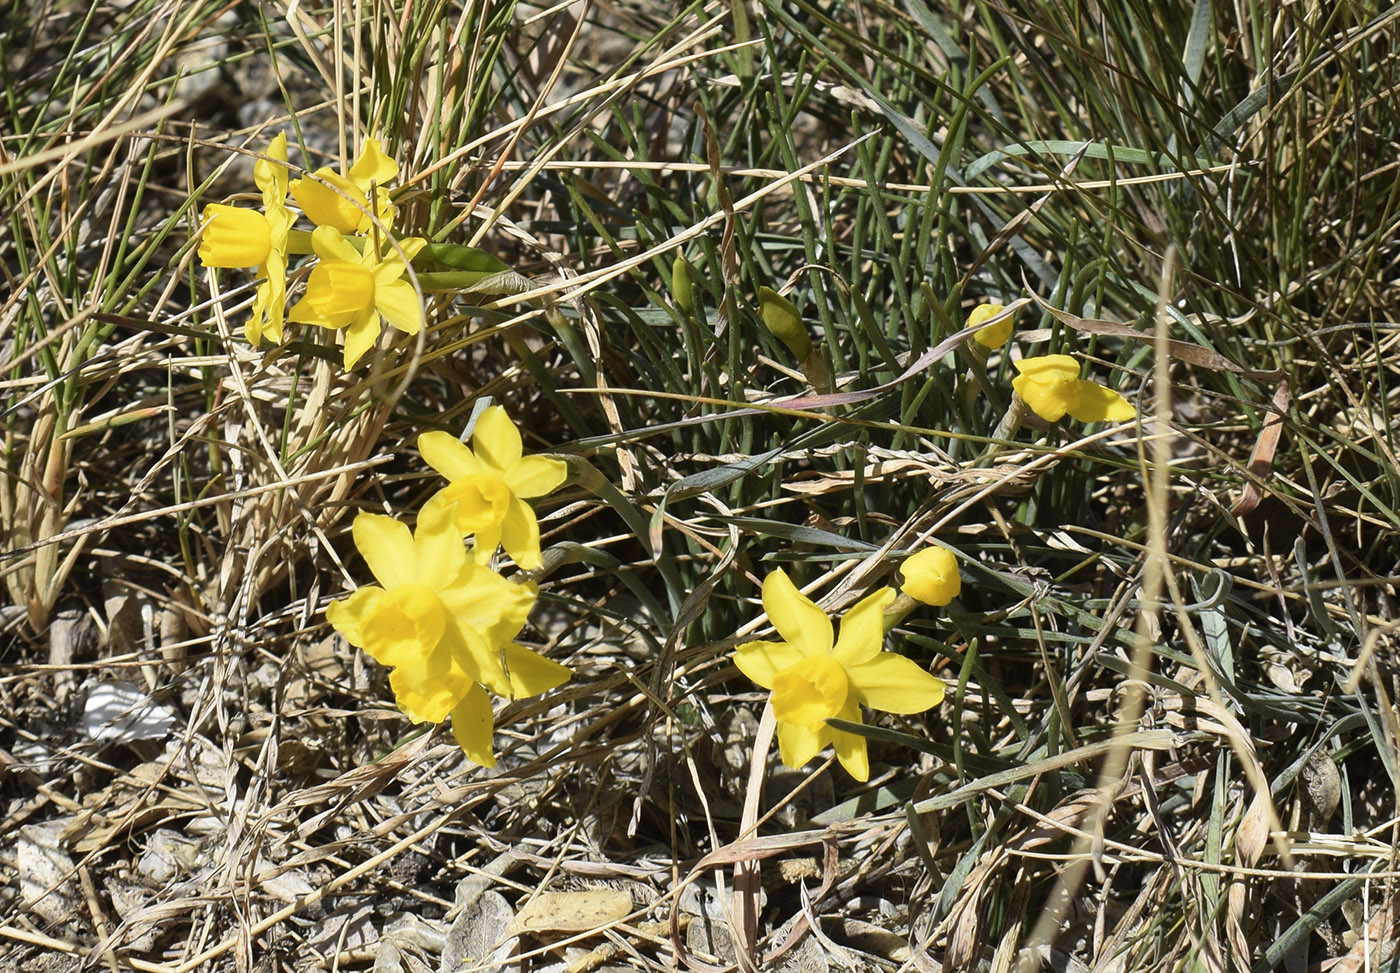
362,188 -> 398,233
504,454 -> 568,499
1067,381 -> 1136,422
413,508 -> 466,589
459,626 -> 510,698
471,565 -> 539,628
502,643 -> 571,698
416,492 -> 458,537
481,574 -> 538,649
358,584 -> 446,671
286,294 -> 341,329
832,736 -> 870,781
1011,355 -> 1082,423
419,491 -> 468,542
473,524 -> 503,564
499,498 -> 543,570
373,238 -> 427,278
450,682 -> 496,767
245,293 -> 266,346
309,224 -> 364,264
419,431 -> 482,480
372,257 -> 407,287
771,655 -> 848,727
831,587 -> 895,667
429,476 -> 510,535
373,278 -> 423,336
442,616 -> 492,686
291,168 -> 364,234
438,619 -> 486,687
846,653 -> 946,713
830,701 -> 870,781
267,198 -> 296,242
733,639 -> 806,690
1012,375 -> 1069,421
254,132 -> 289,201
762,569 -> 833,656
349,137 -> 398,189
342,311 -> 382,367
250,251 -> 288,345
436,565 -> 537,651
1013,354 -> 1080,378
351,513 -> 416,588
325,586 -> 384,647
471,406 -> 523,471
969,302 -> 1014,349
776,719 -> 828,770
303,263 -> 373,320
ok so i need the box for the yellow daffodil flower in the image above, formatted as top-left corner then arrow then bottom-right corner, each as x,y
900,546 -> 961,606
733,569 -> 946,781
1011,354 -> 1136,423
969,302 -> 1014,349
326,501 -> 570,766
289,137 -> 398,234
287,225 -> 427,367
418,406 -> 569,571
198,133 -> 295,345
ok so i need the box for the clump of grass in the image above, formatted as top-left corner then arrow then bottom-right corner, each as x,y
3,1 -> 1400,971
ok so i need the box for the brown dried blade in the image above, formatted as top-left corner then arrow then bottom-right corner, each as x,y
1230,378 -> 1290,516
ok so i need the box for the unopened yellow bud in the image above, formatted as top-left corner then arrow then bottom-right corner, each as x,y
901,546 -> 961,606
969,302 -> 1014,348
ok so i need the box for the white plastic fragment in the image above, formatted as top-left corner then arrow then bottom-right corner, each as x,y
79,681 -> 177,743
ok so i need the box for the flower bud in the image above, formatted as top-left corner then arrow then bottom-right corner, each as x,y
969,302 -> 1014,348
901,546 -> 961,606
758,286 -> 811,360
672,254 -> 694,314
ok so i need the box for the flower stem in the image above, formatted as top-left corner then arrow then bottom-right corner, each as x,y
410,270 -> 533,294
974,391 -> 1032,466
992,391 -> 1031,443
882,592 -> 921,632
286,228 -> 316,255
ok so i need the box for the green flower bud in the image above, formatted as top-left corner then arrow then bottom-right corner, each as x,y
758,286 -> 812,360
672,254 -> 694,314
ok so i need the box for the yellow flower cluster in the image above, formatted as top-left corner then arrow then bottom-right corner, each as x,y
326,407 -> 570,766
966,301 -> 1136,424
734,548 -> 959,781
197,134 -> 424,368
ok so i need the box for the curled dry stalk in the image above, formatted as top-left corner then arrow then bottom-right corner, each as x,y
1,369 -> 84,631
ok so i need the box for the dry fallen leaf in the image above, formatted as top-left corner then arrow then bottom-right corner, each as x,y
507,889 -> 633,937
